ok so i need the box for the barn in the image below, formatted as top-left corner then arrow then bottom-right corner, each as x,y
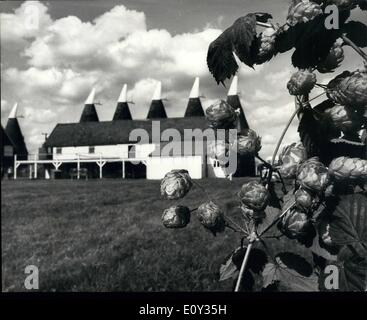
15,76 -> 256,180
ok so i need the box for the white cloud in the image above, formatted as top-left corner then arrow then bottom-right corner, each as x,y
0,1 -> 52,45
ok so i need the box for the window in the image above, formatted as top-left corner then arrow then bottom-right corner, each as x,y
56,147 -> 62,154
89,146 -> 95,154
4,146 -> 13,157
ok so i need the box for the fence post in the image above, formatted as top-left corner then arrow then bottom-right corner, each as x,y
77,154 -> 80,180
14,154 -> 17,179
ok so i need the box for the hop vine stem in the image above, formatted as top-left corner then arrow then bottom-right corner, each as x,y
341,34 -> 367,63
234,202 -> 295,292
234,90 -> 326,292
270,91 -> 326,166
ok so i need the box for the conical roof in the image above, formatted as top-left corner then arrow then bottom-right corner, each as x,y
113,102 -> 132,120
80,88 -> 99,122
5,103 -> 28,159
184,77 -> 204,117
147,82 -> 167,119
113,84 -> 132,120
226,76 -> 249,132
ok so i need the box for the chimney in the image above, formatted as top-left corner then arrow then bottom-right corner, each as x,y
184,77 -> 204,117
226,76 -> 249,132
80,88 -> 99,122
113,84 -> 132,120
147,81 -> 167,119
5,102 -> 28,159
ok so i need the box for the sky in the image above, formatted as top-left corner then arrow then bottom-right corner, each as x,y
1,0 -> 366,160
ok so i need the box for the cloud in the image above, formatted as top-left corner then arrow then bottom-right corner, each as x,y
0,1 -> 52,47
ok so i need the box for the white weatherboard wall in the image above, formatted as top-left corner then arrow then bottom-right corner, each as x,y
53,144 -> 156,160
147,156 -> 204,179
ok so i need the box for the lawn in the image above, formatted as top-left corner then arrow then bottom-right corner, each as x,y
1,178 -> 310,292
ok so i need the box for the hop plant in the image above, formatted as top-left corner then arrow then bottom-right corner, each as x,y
286,0 -> 323,26
160,169 -> 193,200
206,100 -> 238,129
324,0 -> 357,10
197,201 -> 226,235
255,28 -> 277,63
317,40 -> 344,73
287,70 -> 317,96
236,129 -> 262,156
162,206 -> 191,229
329,157 -> 367,182
297,157 -> 330,193
295,188 -> 314,211
325,105 -> 364,133
238,181 -> 270,211
278,208 -> 315,241
327,68 -> 367,107
278,142 -> 307,179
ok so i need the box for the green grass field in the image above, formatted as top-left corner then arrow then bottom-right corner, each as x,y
1,178 -> 310,292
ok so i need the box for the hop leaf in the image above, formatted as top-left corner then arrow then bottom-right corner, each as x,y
160,169 -> 193,200
207,13 -> 273,84
262,252 -> 318,291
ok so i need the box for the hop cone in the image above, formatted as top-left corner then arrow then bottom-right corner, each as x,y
208,140 -> 231,167
287,0 -> 323,26
240,205 -> 266,222
160,169 -> 193,200
317,40 -> 344,73
278,142 -> 307,179
206,100 -> 238,129
237,129 -> 262,156
287,70 -> 317,96
162,206 -> 191,228
238,181 -> 269,211
197,201 -> 225,235
327,68 -> 367,107
278,208 -> 315,241
325,105 -> 364,133
329,157 -> 367,182
255,28 -> 277,63
297,157 -> 330,193
295,188 -> 313,211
